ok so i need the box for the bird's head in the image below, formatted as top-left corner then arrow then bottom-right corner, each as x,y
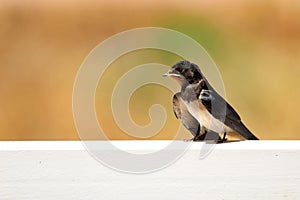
163,60 -> 203,85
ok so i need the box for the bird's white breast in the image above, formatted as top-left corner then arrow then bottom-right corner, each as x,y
186,100 -> 232,134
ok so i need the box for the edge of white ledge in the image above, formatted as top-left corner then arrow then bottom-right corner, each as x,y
0,140 -> 299,151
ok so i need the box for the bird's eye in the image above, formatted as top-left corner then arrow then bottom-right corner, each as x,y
176,67 -> 183,73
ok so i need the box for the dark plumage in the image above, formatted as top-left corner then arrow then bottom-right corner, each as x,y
172,92 -> 200,138
164,60 -> 259,141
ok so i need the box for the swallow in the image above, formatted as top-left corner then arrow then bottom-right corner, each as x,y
163,60 -> 259,141
172,92 -> 221,142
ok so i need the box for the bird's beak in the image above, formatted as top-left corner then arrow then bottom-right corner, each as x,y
162,69 -> 180,77
162,72 -> 169,77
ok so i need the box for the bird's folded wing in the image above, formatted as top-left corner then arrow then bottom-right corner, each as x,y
199,89 -> 241,123
199,89 -> 258,140
173,93 -> 200,137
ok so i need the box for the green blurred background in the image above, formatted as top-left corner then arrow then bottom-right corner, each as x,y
1,0 -> 300,140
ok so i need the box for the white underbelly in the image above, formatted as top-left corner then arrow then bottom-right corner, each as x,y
187,101 -> 233,133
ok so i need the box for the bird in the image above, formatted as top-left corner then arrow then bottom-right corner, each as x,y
163,60 -> 259,142
172,92 -> 222,142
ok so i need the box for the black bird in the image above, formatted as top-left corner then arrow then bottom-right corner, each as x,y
163,60 -> 259,141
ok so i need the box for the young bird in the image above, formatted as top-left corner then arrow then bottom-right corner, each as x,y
163,60 -> 259,142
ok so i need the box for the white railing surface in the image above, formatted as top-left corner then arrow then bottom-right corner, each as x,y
1,141 -> 299,200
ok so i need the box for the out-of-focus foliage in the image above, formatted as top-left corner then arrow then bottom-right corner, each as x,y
0,0 -> 300,140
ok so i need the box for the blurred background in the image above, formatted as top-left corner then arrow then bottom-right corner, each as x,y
1,0 -> 300,140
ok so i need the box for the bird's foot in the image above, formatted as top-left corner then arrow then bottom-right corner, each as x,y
183,135 -> 203,142
192,134 -> 204,142
217,138 -> 228,143
217,132 -> 227,143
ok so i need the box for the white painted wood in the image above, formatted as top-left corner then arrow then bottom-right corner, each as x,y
1,141 -> 299,200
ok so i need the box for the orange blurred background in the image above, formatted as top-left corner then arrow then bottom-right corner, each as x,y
1,0 -> 300,140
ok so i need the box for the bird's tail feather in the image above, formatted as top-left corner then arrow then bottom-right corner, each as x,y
232,121 -> 259,140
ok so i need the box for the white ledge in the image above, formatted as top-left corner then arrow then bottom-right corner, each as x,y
1,140 -> 300,199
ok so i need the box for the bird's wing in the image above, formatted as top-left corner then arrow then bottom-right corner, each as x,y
199,89 -> 240,122
173,93 -> 200,137
199,89 -> 259,140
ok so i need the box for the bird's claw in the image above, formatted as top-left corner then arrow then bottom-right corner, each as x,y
217,132 -> 228,143
217,138 -> 228,143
